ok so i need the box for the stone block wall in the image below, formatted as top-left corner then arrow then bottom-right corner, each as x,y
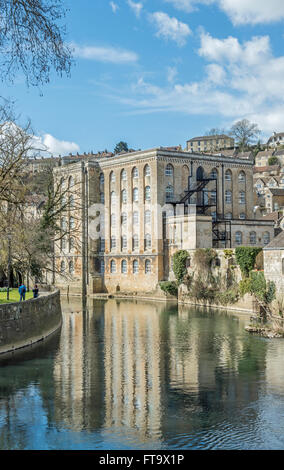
0,290 -> 62,355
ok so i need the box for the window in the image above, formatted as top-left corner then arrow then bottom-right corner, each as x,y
145,234 -> 151,250
110,172 -> 116,183
145,210 -> 151,225
240,213 -> 246,220
225,170 -> 232,182
111,214 -> 116,227
110,260 -> 116,273
69,237 -> 74,251
144,165 -> 151,177
100,192 -> 105,204
239,171 -> 246,183
133,260 -> 139,274
211,168 -> 218,179
121,212 -> 127,226
61,217 -> 67,231
225,190 -> 232,204
111,237 -> 116,250
110,191 -> 116,205
250,231 -> 256,245
99,173 -> 104,185
68,176 -> 74,188
70,217 -> 75,229
196,167 -> 204,181
121,260 -> 127,274
132,167 -> 139,178
165,164 -> 173,177
133,234 -> 139,250
211,211 -> 217,221
121,169 -> 127,181
100,238 -> 105,252
133,211 -> 139,226
225,213 -> 232,220
100,260 -> 105,274
211,191 -> 217,204
121,189 -> 127,204
239,191 -> 246,205
166,185 -> 174,202
235,231 -> 242,245
60,260 -> 66,273
133,187 -> 139,202
69,261 -> 74,275
145,259 -> 151,274
145,186 -> 151,202
121,235 -> 127,250
69,195 -> 75,209
264,232 -> 270,245
61,237 -> 66,250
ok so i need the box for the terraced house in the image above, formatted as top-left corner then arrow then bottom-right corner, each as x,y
53,145 -> 274,295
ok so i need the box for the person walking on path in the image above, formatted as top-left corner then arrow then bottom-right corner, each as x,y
18,284 -> 27,302
33,285 -> 39,299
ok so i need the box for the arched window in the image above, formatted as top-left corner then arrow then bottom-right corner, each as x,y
133,234 -> 139,250
69,194 -> 75,208
145,259 -> 151,274
68,176 -> 74,188
100,192 -> 105,204
133,211 -> 139,226
111,237 -> 116,250
69,237 -> 74,251
211,190 -> 217,204
225,212 -> 232,220
211,168 -> 218,179
60,260 -> 66,273
61,217 -> 67,231
121,212 -> 127,226
239,191 -> 246,205
99,173 -> 104,185
240,213 -> 246,220
144,165 -> 151,177
196,166 -> 204,181
133,187 -> 139,202
235,231 -> 242,245
165,164 -> 174,177
60,177 -> 65,188
110,260 -> 116,273
121,235 -> 127,250
239,171 -> 246,183
110,171 -> 116,183
133,260 -> 139,274
145,210 -> 151,225
211,211 -> 217,221
69,261 -> 74,275
121,169 -> 127,181
61,237 -> 66,250
225,190 -> 232,204
250,231 -> 256,245
70,216 -> 75,229
100,259 -> 105,274
132,167 -> 139,178
121,189 -> 127,204
100,238 -> 105,252
145,234 -> 151,250
166,185 -> 174,202
121,259 -> 127,274
263,232 -> 270,245
111,214 -> 116,227
145,186 -> 151,202
225,170 -> 232,182
110,191 -> 116,205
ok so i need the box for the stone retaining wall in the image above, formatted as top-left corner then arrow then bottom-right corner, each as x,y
0,290 -> 62,355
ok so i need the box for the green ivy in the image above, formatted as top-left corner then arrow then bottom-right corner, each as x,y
239,271 -> 276,305
159,281 -> 178,297
172,250 -> 189,285
235,247 -> 262,278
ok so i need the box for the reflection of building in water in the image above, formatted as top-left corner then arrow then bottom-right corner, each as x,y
103,300 -> 163,441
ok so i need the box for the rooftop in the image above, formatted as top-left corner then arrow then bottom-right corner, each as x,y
264,229 -> 284,249
187,134 -> 233,142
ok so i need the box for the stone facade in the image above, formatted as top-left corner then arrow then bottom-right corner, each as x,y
186,135 -> 234,153
53,147 -> 274,295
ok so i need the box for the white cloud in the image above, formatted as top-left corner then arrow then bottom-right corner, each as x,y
164,0 -> 213,13
127,0 -> 143,17
205,63 -> 226,84
71,43 -> 138,64
218,0 -> 284,25
167,66 -> 178,83
39,134 -> 80,156
110,1 -> 119,13
149,12 -> 192,46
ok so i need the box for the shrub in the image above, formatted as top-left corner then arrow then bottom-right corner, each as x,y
159,281 -> 178,297
268,156 -> 279,166
239,278 -> 253,297
193,248 -> 217,273
216,287 -> 240,306
235,247 -> 262,278
172,250 -> 189,285
250,271 -> 276,304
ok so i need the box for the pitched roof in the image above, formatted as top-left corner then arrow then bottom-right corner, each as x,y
267,188 -> 284,196
262,211 -> 283,221
273,149 -> 284,156
235,151 -> 253,159
187,134 -> 233,142
267,132 -> 284,143
255,150 -> 275,158
253,165 -> 280,173
264,229 -> 284,249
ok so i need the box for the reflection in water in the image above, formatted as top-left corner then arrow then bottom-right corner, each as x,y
0,297 -> 284,449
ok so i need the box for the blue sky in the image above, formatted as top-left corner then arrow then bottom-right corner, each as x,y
2,0 -> 284,155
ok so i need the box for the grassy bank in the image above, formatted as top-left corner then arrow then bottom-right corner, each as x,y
0,290 -> 33,304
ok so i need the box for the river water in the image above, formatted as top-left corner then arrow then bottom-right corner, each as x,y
0,297 -> 284,450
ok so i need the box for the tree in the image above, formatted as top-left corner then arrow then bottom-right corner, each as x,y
114,141 -> 129,154
229,119 -> 261,151
0,0 -> 72,87
268,156 -> 279,166
205,127 -> 226,136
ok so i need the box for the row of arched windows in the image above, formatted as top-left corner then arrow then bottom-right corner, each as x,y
235,231 -> 270,246
60,176 -> 75,188
60,237 -> 75,251
110,186 -> 151,204
61,217 -> 75,230
111,211 -> 151,227
60,260 -> 74,274
105,259 -> 152,275
101,165 -> 152,186
225,191 -> 246,204
109,235 -> 152,251
209,168 -> 246,183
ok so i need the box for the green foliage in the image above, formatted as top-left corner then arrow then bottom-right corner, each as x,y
0,287 -> 13,292
172,250 -> 189,285
215,287 -> 240,306
224,249 -> 234,259
114,141 -> 129,154
268,156 -> 279,166
239,271 -> 276,305
189,278 -> 216,303
159,281 -> 178,297
239,278 -> 253,297
235,247 -> 262,277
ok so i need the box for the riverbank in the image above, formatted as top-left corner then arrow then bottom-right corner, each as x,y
0,289 -> 62,355
0,289 -> 33,304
